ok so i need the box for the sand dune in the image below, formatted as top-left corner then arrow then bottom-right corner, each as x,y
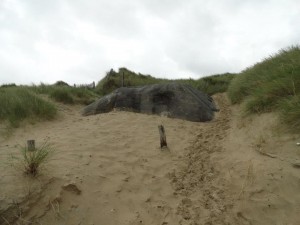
1,94 -> 300,225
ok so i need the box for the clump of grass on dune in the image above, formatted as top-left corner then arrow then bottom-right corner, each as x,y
180,73 -> 236,95
0,87 -> 57,127
228,46 -> 300,105
228,45 -> 300,131
49,86 -> 99,105
70,87 -> 99,105
21,141 -> 54,176
278,96 -> 300,132
10,140 -> 55,176
50,88 -> 75,104
96,67 -> 169,95
29,83 -> 99,105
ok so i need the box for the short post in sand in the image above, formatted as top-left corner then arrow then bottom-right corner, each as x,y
158,125 -> 167,148
27,140 -> 36,151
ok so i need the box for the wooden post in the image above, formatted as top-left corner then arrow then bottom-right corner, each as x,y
158,125 -> 167,148
27,140 -> 35,151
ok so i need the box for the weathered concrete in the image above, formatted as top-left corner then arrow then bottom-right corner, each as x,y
82,83 -> 218,122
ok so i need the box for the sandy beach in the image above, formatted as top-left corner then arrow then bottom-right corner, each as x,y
1,94 -> 300,225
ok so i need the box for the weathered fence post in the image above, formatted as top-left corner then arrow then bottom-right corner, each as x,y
27,140 -> 36,151
158,125 -> 167,148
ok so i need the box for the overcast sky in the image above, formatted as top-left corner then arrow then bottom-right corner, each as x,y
0,0 -> 299,85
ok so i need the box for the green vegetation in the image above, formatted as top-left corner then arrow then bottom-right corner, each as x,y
96,68 -> 169,95
228,46 -> 300,131
0,83 -> 99,129
29,83 -> 99,105
11,140 -> 54,176
278,95 -> 300,131
179,73 -> 236,95
0,87 -> 57,127
0,83 -> 17,88
50,88 -> 74,104
96,67 -> 236,96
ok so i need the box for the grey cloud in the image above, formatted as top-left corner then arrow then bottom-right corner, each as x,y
64,0 -> 143,38
0,0 -> 299,84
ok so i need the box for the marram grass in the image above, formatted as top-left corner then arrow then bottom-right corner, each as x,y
279,96 -> 300,132
227,45 -> 300,132
29,84 -> 98,105
10,141 -> 55,176
0,87 -> 57,127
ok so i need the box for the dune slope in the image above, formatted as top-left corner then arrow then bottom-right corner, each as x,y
1,94 -> 300,225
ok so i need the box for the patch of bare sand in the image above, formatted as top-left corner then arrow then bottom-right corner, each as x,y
0,103 -> 199,225
221,106 -> 300,225
1,94 -> 300,225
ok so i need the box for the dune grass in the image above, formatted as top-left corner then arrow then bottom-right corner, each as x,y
96,67 -> 236,96
50,88 -> 75,104
96,67 -> 169,95
278,95 -> 300,131
180,73 -> 236,96
49,86 -> 99,105
21,141 -> 54,176
0,87 -> 57,127
10,140 -> 55,176
0,82 -> 99,129
227,45 -> 300,131
29,83 -> 99,105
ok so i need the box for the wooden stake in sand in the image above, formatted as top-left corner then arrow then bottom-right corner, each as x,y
158,125 -> 167,148
27,140 -> 36,151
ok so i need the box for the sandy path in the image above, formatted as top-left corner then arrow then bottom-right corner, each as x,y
170,93 -> 236,224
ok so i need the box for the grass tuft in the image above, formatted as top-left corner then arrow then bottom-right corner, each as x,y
180,73 -> 236,95
29,84 -> 99,105
0,88 -> 57,127
227,45 -> 300,132
228,46 -> 300,105
50,88 -> 74,104
11,140 -> 55,177
278,96 -> 300,132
